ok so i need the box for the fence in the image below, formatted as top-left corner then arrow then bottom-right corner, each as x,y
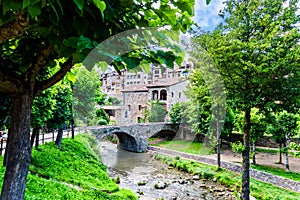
0,127 -> 85,156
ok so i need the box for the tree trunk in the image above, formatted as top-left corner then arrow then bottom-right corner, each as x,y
252,141 -> 256,165
71,119 -> 75,139
35,127 -> 40,148
1,93 -> 33,200
285,133 -> 290,171
242,107 -> 251,200
2,129 -> 11,167
217,113 -> 221,169
55,125 -> 64,148
279,142 -> 282,164
30,126 -> 40,148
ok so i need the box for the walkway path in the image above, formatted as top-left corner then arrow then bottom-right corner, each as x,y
148,146 -> 300,193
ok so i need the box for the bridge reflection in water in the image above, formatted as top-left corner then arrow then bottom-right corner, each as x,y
88,122 -> 179,152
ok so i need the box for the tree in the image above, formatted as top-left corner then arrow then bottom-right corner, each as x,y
46,82 -> 73,148
0,0 -> 196,198
148,100 -> 168,122
73,66 -> 100,126
31,88 -> 55,148
267,111 -> 299,171
196,0 -> 300,199
235,108 -> 266,165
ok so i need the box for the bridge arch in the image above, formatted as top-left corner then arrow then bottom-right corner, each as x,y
89,123 -> 179,152
150,129 -> 177,141
114,132 -> 139,152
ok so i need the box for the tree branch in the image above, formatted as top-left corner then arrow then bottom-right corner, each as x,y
34,57 -> 73,95
0,13 -> 29,44
29,43 -> 54,85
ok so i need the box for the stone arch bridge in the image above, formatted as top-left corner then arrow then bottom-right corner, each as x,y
87,122 -> 179,152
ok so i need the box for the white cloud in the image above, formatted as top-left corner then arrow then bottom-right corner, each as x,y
193,0 -> 225,31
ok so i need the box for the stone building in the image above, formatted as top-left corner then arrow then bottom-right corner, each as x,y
100,62 -> 193,124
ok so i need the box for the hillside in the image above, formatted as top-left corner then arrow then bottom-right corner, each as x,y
0,134 -> 137,200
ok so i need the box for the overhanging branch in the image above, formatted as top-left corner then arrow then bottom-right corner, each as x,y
29,43 -> 54,85
34,57 -> 73,95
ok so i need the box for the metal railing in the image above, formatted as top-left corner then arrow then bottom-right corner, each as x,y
0,127 -> 85,155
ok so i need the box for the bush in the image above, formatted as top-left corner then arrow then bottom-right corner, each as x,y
289,142 -> 299,151
231,141 -> 245,154
97,119 -> 108,125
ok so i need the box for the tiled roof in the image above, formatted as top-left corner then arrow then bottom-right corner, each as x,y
121,84 -> 148,92
146,77 -> 186,88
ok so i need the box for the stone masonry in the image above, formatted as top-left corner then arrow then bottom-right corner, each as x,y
88,122 -> 178,152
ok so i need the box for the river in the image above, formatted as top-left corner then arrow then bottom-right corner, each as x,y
98,141 -> 236,200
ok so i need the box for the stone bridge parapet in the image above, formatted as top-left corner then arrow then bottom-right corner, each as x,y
87,122 -> 179,152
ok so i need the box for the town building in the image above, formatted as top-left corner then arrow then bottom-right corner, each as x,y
101,62 -> 193,124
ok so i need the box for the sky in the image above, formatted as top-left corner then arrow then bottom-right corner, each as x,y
193,0 -> 226,32
193,0 -> 300,32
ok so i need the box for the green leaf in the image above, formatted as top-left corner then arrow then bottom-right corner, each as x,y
93,0 -> 106,13
66,71 -> 77,83
206,0 -> 211,5
77,35 -> 93,50
22,0 -> 31,9
63,37 -> 78,48
73,0 -> 84,11
174,0 -> 194,15
28,5 -> 41,17
3,0 -> 22,15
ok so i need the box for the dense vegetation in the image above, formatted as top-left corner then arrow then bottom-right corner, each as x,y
0,135 -> 137,200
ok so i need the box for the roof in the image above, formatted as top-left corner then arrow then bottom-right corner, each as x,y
102,105 -> 122,110
121,85 -> 148,92
146,77 -> 187,88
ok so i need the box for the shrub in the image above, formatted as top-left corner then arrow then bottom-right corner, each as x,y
231,141 -> 245,154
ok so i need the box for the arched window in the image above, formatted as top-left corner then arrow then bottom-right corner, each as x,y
124,111 -> 128,118
160,89 -> 167,100
152,90 -> 159,100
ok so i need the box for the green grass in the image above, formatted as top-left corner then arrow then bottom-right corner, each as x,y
152,140 -> 213,155
155,154 -> 300,200
0,134 -> 137,200
256,147 -> 280,154
251,164 -> 300,182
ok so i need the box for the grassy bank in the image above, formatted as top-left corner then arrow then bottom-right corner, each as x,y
154,154 -> 299,200
0,134 -> 137,200
154,140 -> 300,183
251,164 -> 300,182
152,140 -> 213,155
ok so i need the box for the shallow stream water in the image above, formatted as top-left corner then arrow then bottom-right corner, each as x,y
98,141 -> 236,200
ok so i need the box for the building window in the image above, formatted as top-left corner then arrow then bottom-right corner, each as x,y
160,90 -> 167,100
152,90 -> 159,100
171,92 -> 174,98
128,105 -> 131,110
137,74 -> 141,78
154,70 -> 159,74
125,111 -> 128,118
138,105 -> 142,110
179,92 -> 181,98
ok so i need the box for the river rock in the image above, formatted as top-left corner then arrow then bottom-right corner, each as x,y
192,175 -> 200,180
136,189 -> 144,195
154,181 -> 167,189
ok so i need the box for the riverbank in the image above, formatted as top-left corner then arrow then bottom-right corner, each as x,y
99,140 -> 237,200
0,134 -> 137,199
149,146 -> 300,199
